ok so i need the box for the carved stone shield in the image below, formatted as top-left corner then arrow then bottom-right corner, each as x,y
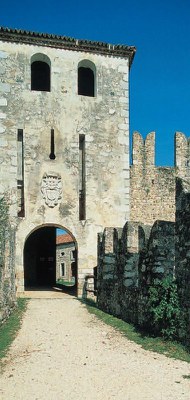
41,172 -> 62,208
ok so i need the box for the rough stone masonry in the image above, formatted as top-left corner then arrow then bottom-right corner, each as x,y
0,27 -> 135,309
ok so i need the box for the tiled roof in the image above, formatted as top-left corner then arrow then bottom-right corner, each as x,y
0,27 -> 136,67
56,233 -> 74,245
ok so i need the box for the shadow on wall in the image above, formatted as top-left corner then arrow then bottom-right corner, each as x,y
97,220 -> 175,318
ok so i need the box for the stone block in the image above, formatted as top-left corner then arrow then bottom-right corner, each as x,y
0,66 -> 5,74
103,273 -> 114,280
152,266 -> 164,274
119,97 -> 128,104
0,126 -> 5,134
123,278 -> 134,287
0,83 -> 10,93
118,123 -> 128,130
118,65 -> 128,73
0,51 -> 7,58
120,110 -> 128,117
121,81 -> 128,89
123,74 -> 128,82
103,255 -> 115,264
124,271 -> 136,278
0,138 -> 8,146
103,264 -> 115,273
0,98 -> 7,106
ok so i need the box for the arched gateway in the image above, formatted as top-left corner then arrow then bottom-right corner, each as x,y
24,225 -> 77,295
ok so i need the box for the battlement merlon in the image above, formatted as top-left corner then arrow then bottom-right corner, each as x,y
132,131 -> 155,167
0,27 -> 136,67
174,131 -> 190,169
132,131 -> 190,169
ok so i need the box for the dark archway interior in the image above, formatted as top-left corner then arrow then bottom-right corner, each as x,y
78,67 -> 94,97
24,227 -> 56,287
24,226 -> 77,295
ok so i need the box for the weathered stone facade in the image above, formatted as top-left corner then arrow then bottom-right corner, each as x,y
0,27 -> 135,297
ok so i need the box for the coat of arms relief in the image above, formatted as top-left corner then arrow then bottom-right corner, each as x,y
41,172 -> 62,208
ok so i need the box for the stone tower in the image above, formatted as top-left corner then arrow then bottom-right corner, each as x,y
0,27 -> 135,295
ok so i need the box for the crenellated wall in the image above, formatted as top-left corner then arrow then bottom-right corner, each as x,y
130,131 -> 176,225
97,131 -> 190,343
97,221 -> 175,324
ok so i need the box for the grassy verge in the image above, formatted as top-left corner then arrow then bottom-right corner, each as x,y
0,298 -> 29,366
83,300 -> 190,363
56,279 -> 75,287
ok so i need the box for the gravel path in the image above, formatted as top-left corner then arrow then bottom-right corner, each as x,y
0,294 -> 190,400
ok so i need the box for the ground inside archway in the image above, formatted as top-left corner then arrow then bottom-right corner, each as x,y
0,297 -> 190,400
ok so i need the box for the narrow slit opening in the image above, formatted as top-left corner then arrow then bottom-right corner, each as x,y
79,134 -> 86,220
49,129 -> 56,160
17,129 -> 25,217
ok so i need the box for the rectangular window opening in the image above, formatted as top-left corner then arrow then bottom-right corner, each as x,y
60,263 -> 65,277
17,129 -> 25,217
79,134 -> 86,220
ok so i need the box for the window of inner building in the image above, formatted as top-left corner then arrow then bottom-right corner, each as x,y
31,54 -> 51,92
70,250 -> 75,261
78,60 -> 96,97
60,263 -> 65,277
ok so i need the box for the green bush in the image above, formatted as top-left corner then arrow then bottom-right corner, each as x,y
147,277 -> 186,340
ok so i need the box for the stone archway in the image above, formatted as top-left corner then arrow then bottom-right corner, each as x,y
24,225 -> 77,295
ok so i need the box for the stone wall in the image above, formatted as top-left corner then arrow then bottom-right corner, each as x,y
0,198 -> 16,322
97,131 -> 190,343
130,132 -> 176,224
175,177 -> 190,335
97,221 -> 175,326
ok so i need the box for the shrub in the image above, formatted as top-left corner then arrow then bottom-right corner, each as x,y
147,277 -> 186,340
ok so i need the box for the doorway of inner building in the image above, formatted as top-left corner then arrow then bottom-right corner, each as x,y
24,225 -> 78,296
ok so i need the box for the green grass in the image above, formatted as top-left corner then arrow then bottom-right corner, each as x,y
83,300 -> 190,363
56,278 -> 75,286
0,298 -> 29,367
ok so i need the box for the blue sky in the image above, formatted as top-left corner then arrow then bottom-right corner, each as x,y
56,228 -> 66,236
1,0 -> 190,165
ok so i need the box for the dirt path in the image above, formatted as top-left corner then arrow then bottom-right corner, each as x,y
0,293 -> 190,400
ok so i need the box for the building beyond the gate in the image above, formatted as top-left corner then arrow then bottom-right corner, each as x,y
0,27 -> 135,297
56,233 -> 76,283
